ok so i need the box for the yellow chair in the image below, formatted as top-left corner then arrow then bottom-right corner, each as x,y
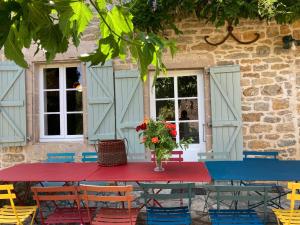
273,182 -> 300,225
0,184 -> 37,225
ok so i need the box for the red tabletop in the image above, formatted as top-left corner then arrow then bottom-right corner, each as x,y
0,163 -> 99,182
86,162 -> 211,182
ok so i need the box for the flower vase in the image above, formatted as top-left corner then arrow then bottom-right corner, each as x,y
154,158 -> 165,172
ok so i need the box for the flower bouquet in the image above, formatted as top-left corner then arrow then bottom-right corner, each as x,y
136,118 -> 192,172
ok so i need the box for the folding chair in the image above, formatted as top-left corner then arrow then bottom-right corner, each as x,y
31,186 -> 94,224
273,182 -> 300,225
0,184 -> 37,225
140,183 -> 195,225
80,185 -> 140,224
242,151 -> 284,209
208,185 -> 271,225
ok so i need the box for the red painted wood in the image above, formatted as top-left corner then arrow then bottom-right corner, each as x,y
0,163 -> 98,182
86,162 -> 211,182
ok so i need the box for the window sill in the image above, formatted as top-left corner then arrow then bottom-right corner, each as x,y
39,137 -> 84,143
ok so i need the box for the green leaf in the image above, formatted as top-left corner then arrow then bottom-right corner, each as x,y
69,1 -> 93,35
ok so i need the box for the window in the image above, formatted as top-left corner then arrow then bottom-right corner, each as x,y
39,65 -> 83,141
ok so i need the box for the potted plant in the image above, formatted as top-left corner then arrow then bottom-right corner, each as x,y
136,118 -> 192,172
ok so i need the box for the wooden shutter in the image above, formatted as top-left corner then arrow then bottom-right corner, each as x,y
115,70 -> 145,161
87,62 -> 115,143
0,61 -> 26,147
210,65 -> 243,160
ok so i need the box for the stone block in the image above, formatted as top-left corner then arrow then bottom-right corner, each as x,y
242,113 -> 263,122
271,64 -> 290,70
250,124 -> 272,133
265,134 -> 280,140
255,45 -> 271,57
262,84 -> 282,96
278,139 -> 296,147
263,116 -> 281,123
254,102 -> 269,111
2,154 -> 25,163
276,123 -> 295,132
243,87 -> 259,96
243,73 -> 260,78
252,78 -> 273,85
272,99 -> 289,110
191,43 -> 217,51
224,53 -> 250,59
253,64 -> 268,72
248,140 -> 270,149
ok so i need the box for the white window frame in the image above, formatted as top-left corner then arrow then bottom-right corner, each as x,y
39,63 -> 84,142
149,70 -> 206,161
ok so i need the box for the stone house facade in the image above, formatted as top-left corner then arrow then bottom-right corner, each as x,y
0,17 -> 300,167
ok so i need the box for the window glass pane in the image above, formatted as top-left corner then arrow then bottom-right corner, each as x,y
67,91 -> 82,112
178,99 -> 198,120
179,122 -> 199,144
156,100 -> 175,121
44,114 -> 60,135
155,77 -> 174,98
66,67 -> 82,89
178,76 -> 197,97
44,91 -> 60,112
67,114 -> 83,135
44,68 -> 59,89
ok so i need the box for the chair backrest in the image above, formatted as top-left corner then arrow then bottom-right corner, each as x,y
287,182 -> 300,210
243,151 -> 278,160
151,150 -> 183,162
212,185 -> 271,222
81,152 -> 98,162
46,152 -> 76,163
198,151 -> 230,161
140,183 -> 195,207
31,186 -> 81,224
0,184 -> 20,223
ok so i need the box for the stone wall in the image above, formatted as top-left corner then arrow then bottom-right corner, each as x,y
1,17 -> 300,167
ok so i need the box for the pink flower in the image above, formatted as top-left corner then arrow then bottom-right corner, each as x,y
151,137 -> 159,143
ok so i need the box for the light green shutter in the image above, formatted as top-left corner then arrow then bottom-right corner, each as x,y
0,61 -> 26,147
210,65 -> 243,160
87,62 -> 115,143
115,70 -> 145,160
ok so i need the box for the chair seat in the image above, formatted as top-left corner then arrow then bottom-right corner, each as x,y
209,209 -> 263,225
147,206 -> 191,225
92,207 -> 140,225
0,205 -> 37,224
45,207 -> 96,224
273,209 -> 300,224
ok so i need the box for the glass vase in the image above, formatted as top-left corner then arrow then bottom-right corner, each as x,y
154,159 -> 165,172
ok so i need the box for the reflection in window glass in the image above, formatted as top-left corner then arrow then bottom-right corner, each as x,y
67,91 -> 82,112
156,100 -> 175,121
44,91 -> 60,112
178,99 -> 198,121
44,114 -> 60,135
155,77 -> 174,98
44,68 -> 59,89
178,76 -> 197,97
179,122 -> 199,144
67,114 -> 83,135
66,67 -> 82,89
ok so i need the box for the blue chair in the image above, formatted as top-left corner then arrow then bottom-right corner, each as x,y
243,151 -> 278,160
81,152 -> 98,162
208,185 -> 271,225
140,183 -> 195,225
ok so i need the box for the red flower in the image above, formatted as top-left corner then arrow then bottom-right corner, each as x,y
165,123 -> 176,130
140,123 -> 147,130
136,125 -> 141,132
151,137 -> 159,143
170,129 -> 177,137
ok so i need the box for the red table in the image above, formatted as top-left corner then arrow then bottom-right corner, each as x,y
0,163 -> 99,182
86,162 -> 211,182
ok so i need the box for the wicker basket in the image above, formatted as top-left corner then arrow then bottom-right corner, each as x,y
97,139 -> 127,166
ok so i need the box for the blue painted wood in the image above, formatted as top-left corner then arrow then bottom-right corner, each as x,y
243,151 -> 278,160
81,152 -> 98,162
46,153 -> 75,163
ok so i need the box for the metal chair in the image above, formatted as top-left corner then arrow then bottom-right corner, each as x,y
80,185 -> 140,225
0,184 -> 37,225
208,185 -> 271,225
151,150 -> 184,162
198,150 -> 231,161
81,152 -> 98,162
140,183 -> 195,225
31,186 -> 94,225
273,182 -> 300,225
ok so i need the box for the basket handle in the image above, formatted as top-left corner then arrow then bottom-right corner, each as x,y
123,138 -> 129,156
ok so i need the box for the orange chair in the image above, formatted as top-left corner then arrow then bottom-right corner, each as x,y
80,185 -> 140,225
31,186 -> 95,225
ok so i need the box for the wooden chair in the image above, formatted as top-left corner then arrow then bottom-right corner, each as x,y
273,182 -> 300,225
140,183 -> 195,225
31,186 -> 94,225
81,152 -> 98,162
208,185 -> 271,225
80,185 -> 140,225
151,150 -> 184,162
0,184 -> 37,225
46,152 -> 76,163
